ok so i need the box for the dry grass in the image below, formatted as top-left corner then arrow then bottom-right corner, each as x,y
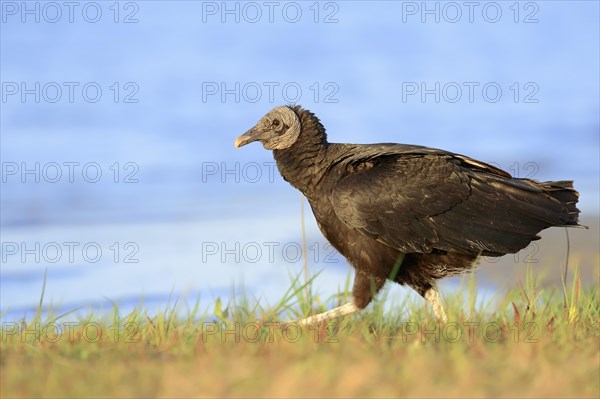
1,268 -> 599,398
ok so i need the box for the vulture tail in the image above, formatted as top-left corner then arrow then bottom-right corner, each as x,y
539,180 -> 582,227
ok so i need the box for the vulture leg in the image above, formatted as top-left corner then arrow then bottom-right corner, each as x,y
424,287 -> 448,323
294,272 -> 386,325
351,272 -> 386,309
294,301 -> 359,326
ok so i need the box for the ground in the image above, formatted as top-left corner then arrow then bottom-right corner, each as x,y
1,267 -> 598,398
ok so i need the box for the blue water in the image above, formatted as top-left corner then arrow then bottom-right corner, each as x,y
1,1 -> 599,321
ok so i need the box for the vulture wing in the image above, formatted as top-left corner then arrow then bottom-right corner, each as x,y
331,145 -> 578,255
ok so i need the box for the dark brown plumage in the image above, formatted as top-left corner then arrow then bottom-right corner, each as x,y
234,105 -> 582,323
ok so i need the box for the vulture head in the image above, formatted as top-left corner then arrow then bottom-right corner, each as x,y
234,106 -> 301,150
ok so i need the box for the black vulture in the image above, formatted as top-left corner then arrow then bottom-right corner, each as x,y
234,105 -> 582,323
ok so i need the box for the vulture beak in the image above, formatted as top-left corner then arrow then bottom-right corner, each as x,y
234,127 -> 260,149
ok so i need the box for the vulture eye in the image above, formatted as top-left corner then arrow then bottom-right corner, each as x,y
272,119 -> 280,127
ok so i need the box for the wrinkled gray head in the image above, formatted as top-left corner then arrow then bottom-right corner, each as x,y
234,106 -> 301,150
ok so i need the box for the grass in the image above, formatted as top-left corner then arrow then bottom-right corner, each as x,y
1,267 -> 599,398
